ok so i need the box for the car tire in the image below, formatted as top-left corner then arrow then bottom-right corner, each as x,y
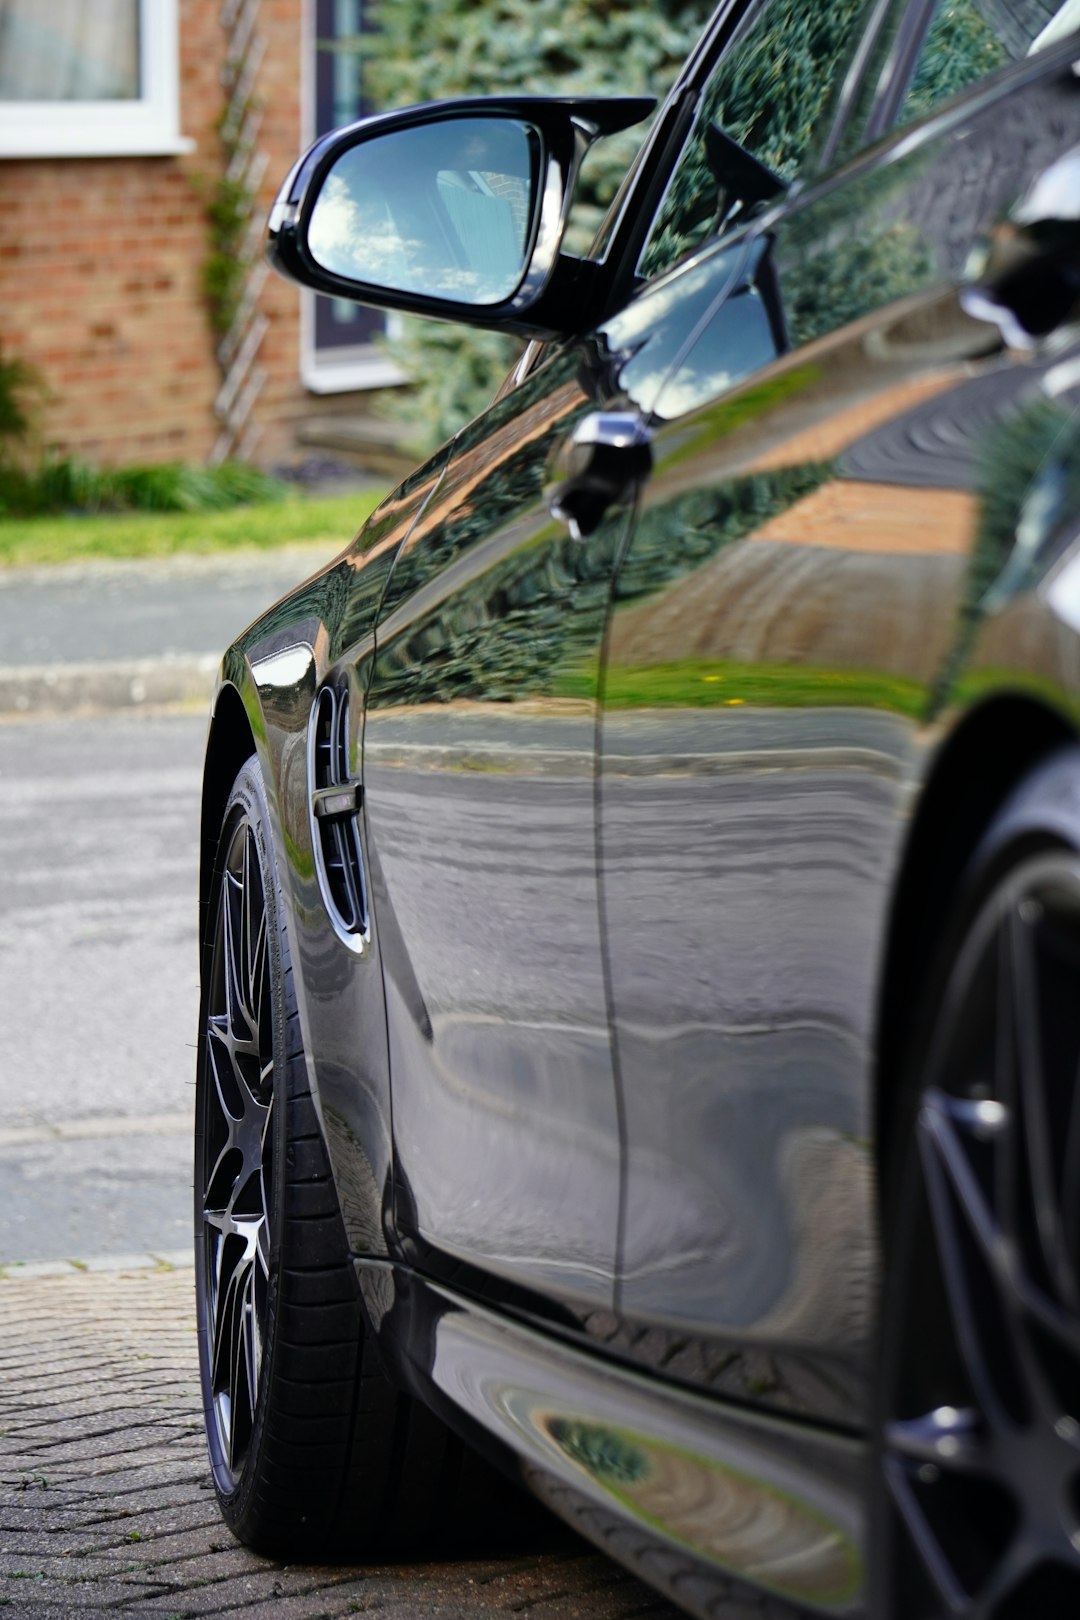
872,748 -> 1080,1618
194,755 -> 482,1557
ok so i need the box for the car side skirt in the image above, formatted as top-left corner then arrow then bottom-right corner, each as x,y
356,1260 -> 866,1617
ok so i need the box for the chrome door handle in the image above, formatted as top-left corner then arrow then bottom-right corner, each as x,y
548,411 -> 653,540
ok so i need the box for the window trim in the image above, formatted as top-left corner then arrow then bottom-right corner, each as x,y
0,0 -> 191,159
299,290 -> 407,393
300,0 -> 405,394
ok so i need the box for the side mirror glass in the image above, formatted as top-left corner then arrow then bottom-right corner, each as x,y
307,115 -> 544,306
267,95 -> 655,339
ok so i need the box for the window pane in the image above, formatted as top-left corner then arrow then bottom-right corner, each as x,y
639,0 -> 870,280
0,0 -> 139,102
895,0 -> 1079,132
314,0 -> 384,354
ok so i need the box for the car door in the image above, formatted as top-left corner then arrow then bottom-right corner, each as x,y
359,227 -> 756,1324
598,0 -> 1080,1418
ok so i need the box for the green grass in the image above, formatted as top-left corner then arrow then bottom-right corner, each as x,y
558,657 -> 928,718
0,490 -> 382,568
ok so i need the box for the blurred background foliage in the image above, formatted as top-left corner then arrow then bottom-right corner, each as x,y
365,0 -> 712,451
0,342 -> 284,517
352,0 -> 1012,453
902,0 -> 1008,125
640,0 -> 865,277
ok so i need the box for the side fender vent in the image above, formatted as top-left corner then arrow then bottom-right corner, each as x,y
309,686 -> 368,942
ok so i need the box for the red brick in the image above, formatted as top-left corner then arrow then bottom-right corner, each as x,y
0,1 -> 318,469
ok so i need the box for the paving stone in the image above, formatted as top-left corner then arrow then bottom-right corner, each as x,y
0,1270 -> 685,1619
0,1260 -> 82,1279
79,1252 -> 167,1274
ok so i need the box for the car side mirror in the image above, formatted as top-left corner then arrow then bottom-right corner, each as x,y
267,97 -> 654,340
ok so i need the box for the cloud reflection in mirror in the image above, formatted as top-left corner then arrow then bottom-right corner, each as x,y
307,116 -> 540,305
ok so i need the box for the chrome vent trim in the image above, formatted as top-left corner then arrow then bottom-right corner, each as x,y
308,686 -> 368,947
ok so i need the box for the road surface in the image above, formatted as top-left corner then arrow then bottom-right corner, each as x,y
0,710 -> 203,1264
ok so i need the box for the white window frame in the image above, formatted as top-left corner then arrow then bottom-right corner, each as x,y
299,293 -> 406,394
0,0 -> 192,159
299,0 -> 404,394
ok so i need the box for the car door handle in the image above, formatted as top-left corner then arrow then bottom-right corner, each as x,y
548,412 -> 653,540
963,145 -> 1080,346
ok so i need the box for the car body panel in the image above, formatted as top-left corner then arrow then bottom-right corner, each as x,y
598,36 -> 1080,1422
200,0 -> 1080,1608
357,1258 -> 866,1619
205,454 -> 452,1254
360,243 -> 758,1321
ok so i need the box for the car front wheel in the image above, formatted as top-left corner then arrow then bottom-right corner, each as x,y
194,755 -> 495,1556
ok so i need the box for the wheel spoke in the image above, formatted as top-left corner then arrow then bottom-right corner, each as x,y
222,869 -> 247,1040
919,1090 -> 1033,1429
210,1236 -> 244,1393
199,808 -> 276,1485
1005,907 -> 1073,1306
243,1263 -> 262,1404
883,1452 -> 969,1614
203,1137 -> 237,1216
210,1219 -> 264,1460
883,853 -> 1080,1619
227,1290 -> 249,1472
240,830 -> 267,1034
222,845 -> 265,1054
969,1533 -> 1040,1619
206,1025 -> 241,1124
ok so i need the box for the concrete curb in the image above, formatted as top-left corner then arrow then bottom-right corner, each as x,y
0,656 -> 218,716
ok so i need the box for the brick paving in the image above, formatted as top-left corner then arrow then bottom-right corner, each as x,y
0,1265 -> 680,1619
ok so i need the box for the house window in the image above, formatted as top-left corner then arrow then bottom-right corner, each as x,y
0,0 -> 189,158
302,0 -> 402,392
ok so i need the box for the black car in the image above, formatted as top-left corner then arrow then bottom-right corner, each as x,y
195,3 -> 1080,1615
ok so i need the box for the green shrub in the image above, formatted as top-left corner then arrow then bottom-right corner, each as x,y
364,0 -> 712,450
203,172 -> 255,336
0,455 -> 285,518
903,0 -> 1008,125
0,343 -> 43,461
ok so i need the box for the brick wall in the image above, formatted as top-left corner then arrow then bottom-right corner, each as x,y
0,2 -> 317,470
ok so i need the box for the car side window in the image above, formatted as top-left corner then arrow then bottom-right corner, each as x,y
638,0 -> 872,280
892,0 -> 1080,134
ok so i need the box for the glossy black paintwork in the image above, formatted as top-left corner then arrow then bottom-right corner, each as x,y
213,452 -> 453,1255
201,1 -> 1080,1611
599,31 -> 1080,1424
362,254 -> 755,1318
357,1259 -> 865,1619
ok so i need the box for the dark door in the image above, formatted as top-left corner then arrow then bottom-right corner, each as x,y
599,0 -> 1080,1417
361,256 -> 740,1324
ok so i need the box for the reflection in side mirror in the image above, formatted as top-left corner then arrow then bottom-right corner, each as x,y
307,116 -> 543,307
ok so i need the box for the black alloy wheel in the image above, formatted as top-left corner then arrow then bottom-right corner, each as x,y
198,786 -> 275,1485
194,755 -> 513,1556
876,758 -> 1080,1619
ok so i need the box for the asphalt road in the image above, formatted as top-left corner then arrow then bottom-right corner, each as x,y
0,546 -> 332,669
0,709 -> 204,1264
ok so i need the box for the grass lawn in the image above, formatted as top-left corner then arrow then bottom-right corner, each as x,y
559,658 -> 929,718
0,490 -> 383,569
